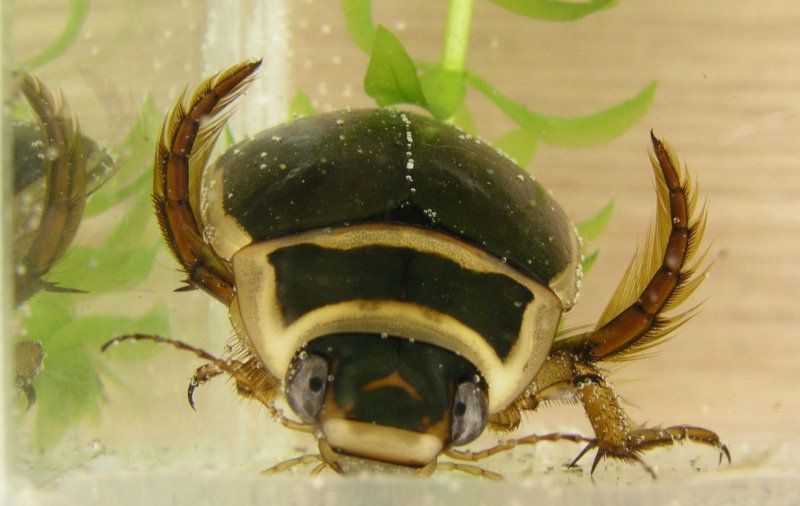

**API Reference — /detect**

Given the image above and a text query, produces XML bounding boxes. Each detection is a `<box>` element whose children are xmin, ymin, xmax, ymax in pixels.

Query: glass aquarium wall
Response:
<box><xmin>3</xmin><ymin>1</ymin><xmax>799</xmax><ymax>504</ymax></box>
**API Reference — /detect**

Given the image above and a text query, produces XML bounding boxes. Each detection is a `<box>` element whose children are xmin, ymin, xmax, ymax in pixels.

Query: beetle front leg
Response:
<box><xmin>102</xmin><ymin>334</ymin><xmax>314</xmax><ymax>434</ymax></box>
<box><xmin>187</xmin><ymin>363</ymin><xmax>223</xmax><ymax>410</ymax></box>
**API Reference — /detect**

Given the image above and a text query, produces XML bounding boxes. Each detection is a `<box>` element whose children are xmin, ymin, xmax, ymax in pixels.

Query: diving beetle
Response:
<box><xmin>105</xmin><ymin>60</ymin><xmax>728</xmax><ymax>478</ymax></box>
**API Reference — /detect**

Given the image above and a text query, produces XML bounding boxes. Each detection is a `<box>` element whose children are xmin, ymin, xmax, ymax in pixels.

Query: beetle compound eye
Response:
<box><xmin>285</xmin><ymin>352</ymin><xmax>329</xmax><ymax>423</ymax></box>
<box><xmin>449</xmin><ymin>381</ymin><xmax>488</xmax><ymax>446</ymax></box>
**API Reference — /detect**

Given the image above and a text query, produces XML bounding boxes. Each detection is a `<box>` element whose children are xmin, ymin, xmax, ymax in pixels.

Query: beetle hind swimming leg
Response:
<box><xmin>152</xmin><ymin>59</ymin><xmax>261</xmax><ymax>304</ymax></box>
<box><xmin>13</xmin><ymin>71</ymin><xmax>87</xmax><ymax>304</ymax></box>
<box><xmin>508</xmin><ymin>134</ymin><xmax>727</xmax><ymax>475</ymax></box>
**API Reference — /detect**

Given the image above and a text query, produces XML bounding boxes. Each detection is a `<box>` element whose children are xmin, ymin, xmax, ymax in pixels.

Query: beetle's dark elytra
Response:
<box><xmin>216</xmin><ymin>109</ymin><xmax>577</xmax><ymax>292</ymax></box>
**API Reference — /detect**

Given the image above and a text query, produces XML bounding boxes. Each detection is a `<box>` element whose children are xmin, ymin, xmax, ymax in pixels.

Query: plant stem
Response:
<box><xmin>440</xmin><ymin>0</ymin><xmax>474</xmax><ymax>72</ymax></box>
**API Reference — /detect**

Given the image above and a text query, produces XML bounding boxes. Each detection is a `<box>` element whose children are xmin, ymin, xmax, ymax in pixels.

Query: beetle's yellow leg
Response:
<box><xmin>153</xmin><ymin>60</ymin><xmax>261</xmax><ymax>304</ymax></box>
<box><xmin>444</xmin><ymin>432</ymin><xmax>591</xmax><ymax>462</ymax></box>
<box><xmin>309</xmin><ymin>462</ymin><xmax>328</xmax><ymax>477</ymax></box>
<box><xmin>261</xmin><ymin>455</ymin><xmax>324</xmax><ymax>475</ymax></box>
<box><xmin>436</xmin><ymin>462</ymin><xmax>504</xmax><ymax>481</ymax></box>
<box><xmin>519</xmin><ymin>354</ymin><xmax>729</xmax><ymax>476</ymax></box>
<box><xmin>101</xmin><ymin>334</ymin><xmax>314</xmax><ymax>434</ymax></box>
<box><xmin>187</xmin><ymin>363</ymin><xmax>224</xmax><ymax>410</ymax></box>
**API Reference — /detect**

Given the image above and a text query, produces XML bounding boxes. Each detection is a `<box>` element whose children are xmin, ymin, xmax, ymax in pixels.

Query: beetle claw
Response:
<box><xmin>187</xmin><ymin>381</ymin><xmax>198</xmax><ymax>411</ymax></box>
<box><xmin>174</xmin><ymin>282</ymin><xmax>198</xmax><ymax>292</ymax></box>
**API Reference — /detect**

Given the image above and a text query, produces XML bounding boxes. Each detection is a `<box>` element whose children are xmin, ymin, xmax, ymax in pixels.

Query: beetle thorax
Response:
<box><xmin>229</xmin><ymin>223</ymin><xmax>563</xmax><ymax>413</ymax></box>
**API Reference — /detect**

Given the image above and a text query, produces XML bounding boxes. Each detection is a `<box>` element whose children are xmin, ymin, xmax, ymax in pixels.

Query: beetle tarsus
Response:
<box><xmin>187</xmin><ymin>363</ymin><xmax>224</xmax><ymax>410</ymax></box>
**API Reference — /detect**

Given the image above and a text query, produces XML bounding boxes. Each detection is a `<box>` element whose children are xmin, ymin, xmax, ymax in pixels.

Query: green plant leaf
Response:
<box><xmin>577</xmin><ymin>198</ymin><xmax>614</xmax><ymax>243</ymax></box>
<box><xmin>342</xmin><ymin>0</ymin><xmax>376</xmax><ymax>52</ymax></box>
<box><xmin>19</xmin><ymin>293</ymin><xmax>75</xmax><ymax>345</ymax></box>
<box><xmin>223</xmin><ymin>125</ymin><xmax>236</xmax><ymax>149</ymax></box>
<box><xmin>288</xmin><ymin>89</ymin><xmax>316</xmax><ymax>119</ymax></box>
<box><xmin>486</xmin><ymin>0</ymin><xmax>617</xmax><ymax>22</ymax></box>
<box><xmin>419</xmin><ymin>68</ymin><xmax>466</xmax><ymax>120</ymax></box>
<box><xmin>364</xmin><ymin>26</ymin><xmax>428</xmax><ymax>109</ymax></box>
<box><xmin>33</xmin><ymin>343</ymin><xmax>104</xmax><ymax>450</ymax></box>
<box><xmin>449</xmin><ymin>102</ymin><xmax>477</xmax><ymax>135</ymax></box>
<box><xmin>84</xmin><ymin>95</ymin><xmax>161</xmax><ymax>217</ymax></box>
<box><xmin>20</xmin><ymin>0</ymin><xmax>90</xmax><ymax>70</ymax></box>
<box><xmin>30</xmin><ymin>299</ymin><xmax>169</xmax><ymax>450</ymax></box>
<box><xmin>467</xmin><ymin>71</ymin><xmax>657</xmax><ymax>148</ymax></box>
<box><xmin>576</xmin><ymin>199</ymin><xmax>613</xmax><ymax>276</ymax></box>
<box><xmin>581</xmin><ymin>249</ymin><xmax>599</xmax><ymax>274</ymax></box>
<box><xmin>493</xmin><ymin>129</ymin><xmax>539</xmax><ymax>168</ymax></box>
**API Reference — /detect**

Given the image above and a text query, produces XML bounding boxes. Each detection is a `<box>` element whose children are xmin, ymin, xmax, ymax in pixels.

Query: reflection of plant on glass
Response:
<box><xmin>334</xmin><ymin>0</ymin><xmax>653</xmax><ymax>271</ymax></box>
<box><xmin>18</xmin><ymin>0</ymin><xmax>89</xmax><ymax>71</ymax></box>
<box><xmin>12</xmin><ymin>4</ymin><xmax>169</xmax><ymax>453</ymax></box>
<box><xmin>15</xmin><ymin>96</ymin><xmax>170</xmax><ymax>452</ymax></box>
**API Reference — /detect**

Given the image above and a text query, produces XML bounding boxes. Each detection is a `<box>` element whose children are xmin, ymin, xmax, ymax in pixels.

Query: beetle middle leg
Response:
<box><xmin>444</xmin><ymin>432</ymin><xmax>591</xmax><ymax>462</ymax></box>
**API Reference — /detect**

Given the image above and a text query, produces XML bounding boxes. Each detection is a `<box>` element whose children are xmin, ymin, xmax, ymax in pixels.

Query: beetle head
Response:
<box><xmin>283</xmin><ymin>333</ymin><xmax>488</xmax><ymax>470</ymax></box>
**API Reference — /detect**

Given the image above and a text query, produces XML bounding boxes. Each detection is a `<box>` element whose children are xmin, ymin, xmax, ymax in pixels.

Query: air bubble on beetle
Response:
<box><xmin>336</xmin><ymin>118</ymin><xmax>345</xmax><ymax>126</ymax></box>
<box><xmin>271</xmin><ymin>136</ymin><xmax>283</xmax><ymax>142</ymax></box>
<box><xmin>45</xmin><ymin>146</ymin><xmax>60</xmax><ymax>160</ymax></box>
<box><xmin>380</xmin><ymin>332</ymin><xmax>388</xmax><ymax>339</ymax></box>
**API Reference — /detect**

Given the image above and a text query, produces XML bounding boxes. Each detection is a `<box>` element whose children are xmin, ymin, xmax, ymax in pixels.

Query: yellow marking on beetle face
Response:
<box><xmin>360</xmin><ymin>371</ymin><xmax>423</xmax><ymax>402</ymax></box>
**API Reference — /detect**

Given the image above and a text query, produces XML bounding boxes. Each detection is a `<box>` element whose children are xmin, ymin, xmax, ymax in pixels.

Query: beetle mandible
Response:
<box><xmin>105</xmin><ymin>60</ymin><xmax>728</xmax><ymax>478</ymax></box>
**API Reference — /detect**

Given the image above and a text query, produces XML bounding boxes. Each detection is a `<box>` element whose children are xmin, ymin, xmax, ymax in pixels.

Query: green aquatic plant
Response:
<box><xmin>16</xmin><ymin>97</ymin><xmax>170</xmax><ymax>451</ymax></box>
<box><xmin>342</xmin><ymin>0</ymin><xmax>646</xmax><ymax>271</ymax></box>
<box><xmin>19</xmin><ymin>0</ymin><xmax>89</xmax><ymax>71</ymax></box>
